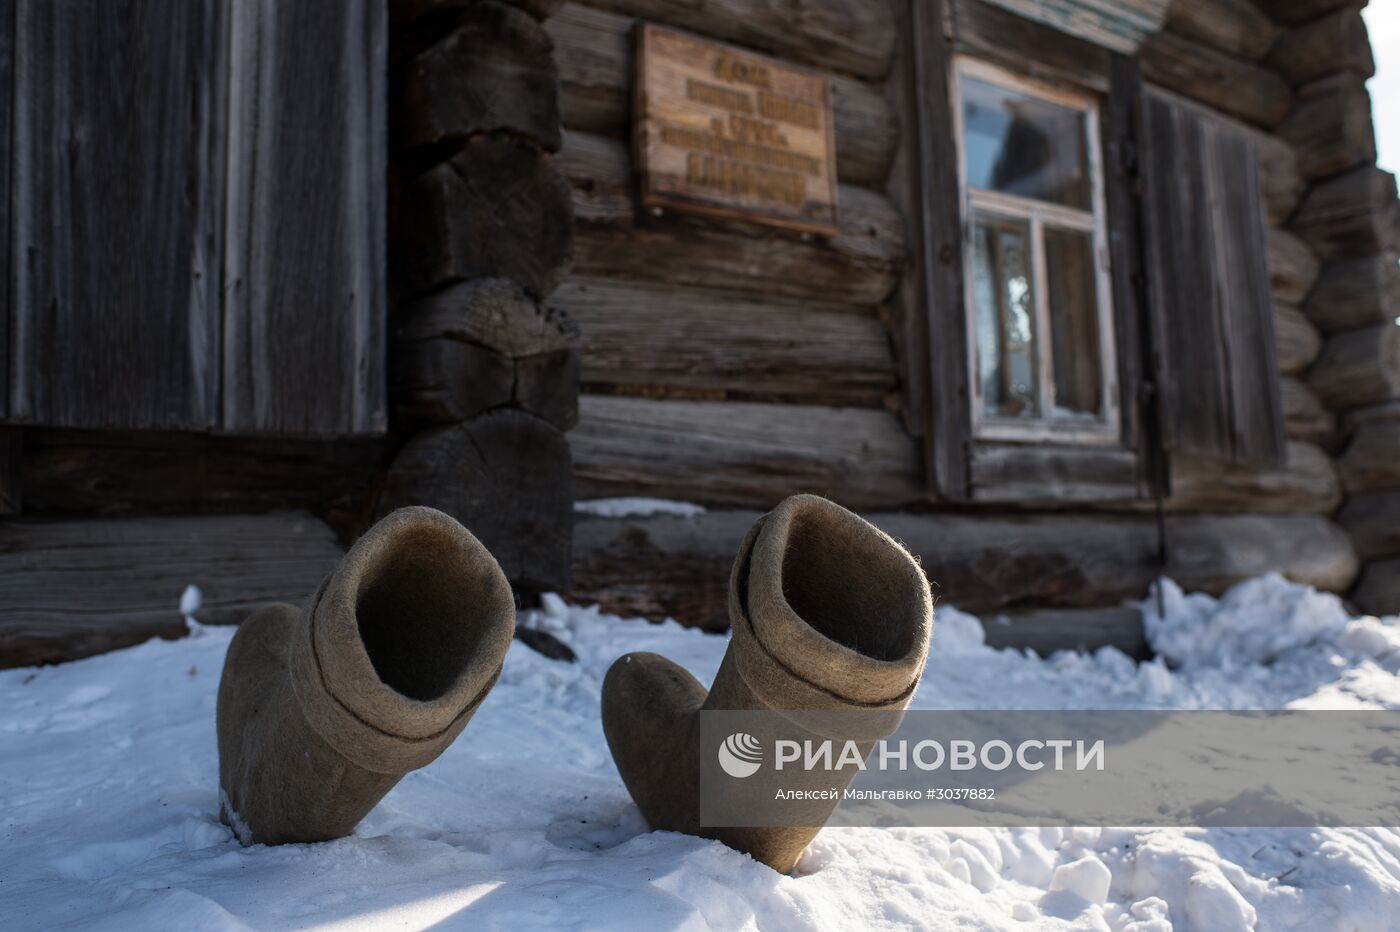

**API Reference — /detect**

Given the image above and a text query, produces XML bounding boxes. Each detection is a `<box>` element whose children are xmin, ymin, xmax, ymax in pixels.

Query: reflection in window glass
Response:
<box><xmin>1045</xmin><ymin>229</ymin><xmax>1102</xmax><ymax>418</ymax></box>
<box><xmin>962</xmin><ymin>76</ymin><xmax>1090</xmax><ymax>209</ymax></box>
<box><xmin>972</xmin><ymin>215</ymin><xmax>1038</xmax><ymax>419</ymax></box>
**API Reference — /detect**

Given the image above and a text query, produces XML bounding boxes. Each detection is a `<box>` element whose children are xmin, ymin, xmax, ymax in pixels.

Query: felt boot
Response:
<box><xmin>601</xmin><ymin>494</ymin><xmax>933</xmax><ymax>872</ymax></box>
<box><xmin>216</xmin><ymin>506</ymin><xmax>515</xmax><ymax>845</ymax></box>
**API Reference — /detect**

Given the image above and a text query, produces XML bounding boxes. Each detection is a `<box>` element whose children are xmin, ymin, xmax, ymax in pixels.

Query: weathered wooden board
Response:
<box><xmin>570</xmin><ymin>510</ymin><xmax>1359</xmax><ymax>630</ymax></box>
<box><xmin>1269</xmin><ymin>3</ymin><xmax>1374</xmax><ymax>86</ymax></box>
<box><xmin>559</xmin><ymin>129</ymin><xmax>903</xmax><ymax>306</ymax></box>
<box><xmin>1277</xmin><ymin>75</ymin><xmax>1376</xmax><ymax>181</ymax></box>
<box><xmin>634</xmin><ymin>23</ymin><xmax>839</xmax><ymax>235</ymax></box>
<box><xmin>0</xmin><ymin>512</ymin><xmax>344</xmax><ymax>669</ymax></box>
<box><xmin>1280</xmin><ymin>378</ymin><xmax>1336</xmax><ymax>446</ymax></box>
<box><xmin>1307</xmin><ymin>323</ymin><xmax>1400</xmax><ymax>410</ymax></box>
<box><xmin>222</xmin><ymin>0</ymin><xmax>387</xmax><ymax>436</ymax></box>
<box><xmin>1338</xmin><ymin>422</ymin><xmax>1400</xmax><ymax>494</ymax></box>
<box><xmin>973</xmin><ymin>0</ymin><xmax>1169</xmax><ymax>54</ymax></box>
<box><xmin>571</xmin><ymin>395</ymin><xmax>924</xmax><ymax>510</ymax></box>
<box><xmin>1352</xmin><ymin>557</ymin><xmax>1400</xmax><ymax>617</ymax></box>
<box><xmin>1339</xmin><ymin>491</ymin><xmax>1400</xmax><ymax>560</ymax></box>
<box><xmin>1166</xmin><ymin>0</ymin><xmax>1281</xmax><ymax>61</ymax></box>
<box><xmin>946</xmin><ymin>0</ymin><xmax>1113</xmax><ymax>92</ymax></box>
<box><xmin>903</xmin><ymin>0</ymin><xmax>973</xmax><ymax>498</ymax></box>
<box><xmin>545</xmin><ymin>3</ymin><xmax>895</xmax><ymax>187</ymax></box>
<box><xmin>1274</xmin><ymin>303</ymin><xmax>1322</xmax><ymax>376</ymax></box>
<box><xmin>1141</xmin><ymin>29</ymin><xmax>1293</xmax><ymax>128</ymax></box>
<box><xmin>1141</xmin><ymin>90</ymin><xmax>1286</xmax><ymax>467</ymax></box>
<box><xmin>7</xmin><ymin>0</ymin><xmax>224</xmax><ymax>431</ymax></box>
<box><xmin>1343</xmin><ymin>399</ymin><xmax>1400</xmax><ymax>437</ymax></box>
<box><xmin>968</xmin><ymin>445</ymin><xmax>1143</xmax><ymax>505</ymax></box>
<box><xmin>1268</xmin><ymin>228</ymin><xmax>1322</xmax><ymax>306</ymax></box>
<box><xmin>17</xmin><ymin>429</ymin><xmax>388</xmax><ymax>530</ymax></box>
<box><xmin>0</xmin><ymin>4</ymin><xmax>12</xmax><ymax>419</ymax></box>
<box><xmin>554</xmin><ymin>277</ymin><xmax>895</xmax><ymax>406</ymax></box>
<box><xmin>1292</xmin><ymin>166</ymin><xmax>1400</xmax><ymax>261</ymax></box>
<box><xmin>577</xmin><ymin>0</ymin><xmax>897</xmax><ymax>80</ymax></box>
<box><xmin>1306</xmin><ymin>253</ymin><xmax>1400</xmax><ymax>332</ymax></box>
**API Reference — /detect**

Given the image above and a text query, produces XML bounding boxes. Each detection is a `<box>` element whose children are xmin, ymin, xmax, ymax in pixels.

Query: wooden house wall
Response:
<box><xmin>559</xmin><ymin>0</ymin><xmax>1380</xmax><ymax>633</ymax></box>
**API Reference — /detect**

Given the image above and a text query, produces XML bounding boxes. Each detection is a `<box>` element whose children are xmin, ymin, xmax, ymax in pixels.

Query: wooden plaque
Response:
<box><xmin>634</xmin><ymin>24</ymin><xmax>839</xmax><ymax>236</ymax></box>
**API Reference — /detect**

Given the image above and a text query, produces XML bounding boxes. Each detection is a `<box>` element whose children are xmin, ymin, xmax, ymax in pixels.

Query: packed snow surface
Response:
<box><xmin>573</xmin><ymin>498</ymin><xmax>706</xmax><ymax>518</ymax></box>
<box><xmin>3</xmin><ymin>575</ymin><xmax>1400</xmax><ymax>930</ymax></box>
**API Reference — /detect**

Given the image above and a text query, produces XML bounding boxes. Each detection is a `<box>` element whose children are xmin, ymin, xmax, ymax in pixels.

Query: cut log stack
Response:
<box><xmin>1263</xmin><ymin>0</ymin><xmax>1400</xmax><ymax>615</ymax></box>
<box><xmin>385</xmin><ymin>0</ymin><xmax>578</xmax><ymax>594</ymax></box>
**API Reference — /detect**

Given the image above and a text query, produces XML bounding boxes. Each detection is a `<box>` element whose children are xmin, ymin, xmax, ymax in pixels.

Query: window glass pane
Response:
<box><xmin>972</xmin><ymin>215</ymin><xmax>1039</xmax><ymax>419</ymax></box>
<box><xmin>962</xmin><ymin>75</ymin><xmax>1090</xmax><ymax>210</ymax></box>
<box><xmin>1045</xmin><ymin>228</ymin><xmax>1103</xmax><ymax>419</ymax></box>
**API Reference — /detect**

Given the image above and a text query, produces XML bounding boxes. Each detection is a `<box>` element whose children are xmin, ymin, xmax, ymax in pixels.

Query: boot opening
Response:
<box><xmin>355</xmin><ymin>527</ymin><xmax>498</xmax><ymax>701</ymax></box>
<box><xmin>779</xmin><ymin>511</ymin><xmax>920</xmax><ymax>663</ymax></box>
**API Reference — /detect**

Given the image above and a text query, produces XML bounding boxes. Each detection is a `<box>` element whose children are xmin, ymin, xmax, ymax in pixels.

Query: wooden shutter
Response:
<box><xmin>3</xmin><ymin>0</ymin><xmax>385</xmax><ymax>437</ymax></box>
<box><xmin>1139</xmin><ymin>89</ymin><xmax>1286</xmax><ymax>467</ymax></box>
<box><xmin>221</xmin><ymin>0</ymin><xmax>386</xmax><ymax>436</ymax></box>
<box><xmin>7</xmin><ymin>0</ymin><xmax>225</xmax><ymax>431</ymax></box>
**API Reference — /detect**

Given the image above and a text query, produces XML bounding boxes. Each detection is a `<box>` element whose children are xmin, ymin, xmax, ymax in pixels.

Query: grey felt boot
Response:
<box><xmin>601</xmin><ymin>494</ymin><xmax>933</xmax><ymax>872</ymax></box>
<box><xmin>216</xmin><ymin>506</ymin><xmax>515</xmax><ymax>845</ymax></box>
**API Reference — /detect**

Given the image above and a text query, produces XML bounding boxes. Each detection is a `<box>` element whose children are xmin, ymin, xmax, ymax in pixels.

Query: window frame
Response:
<box><xmin>951</xmin><ymin>55</ymin><xmax>1121</xmax><ymax>446</ymax></box>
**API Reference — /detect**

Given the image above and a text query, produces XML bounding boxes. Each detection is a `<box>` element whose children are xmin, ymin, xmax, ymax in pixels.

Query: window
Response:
<box><xmin>952</xmin><ymin>58</ymin><xmax>1119</xmax><ymax>444</ymax></box>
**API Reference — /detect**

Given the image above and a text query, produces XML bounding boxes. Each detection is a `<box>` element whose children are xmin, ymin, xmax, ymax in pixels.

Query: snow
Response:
<box><xmin>573</xmin><ymin>498</ymin><xmax>707</xmax><ymax>518</ymax></box>
<box><xmin>3</xmin><ymin>575</ymin><xmax>1400</xmax><ymax>930</ymax></box>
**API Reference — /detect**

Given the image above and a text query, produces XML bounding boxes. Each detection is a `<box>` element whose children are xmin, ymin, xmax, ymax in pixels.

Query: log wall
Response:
<box><xmin>549</xmin><ymin>0</ymin><xmax>1373</xmax><ymax>643</ymax></box>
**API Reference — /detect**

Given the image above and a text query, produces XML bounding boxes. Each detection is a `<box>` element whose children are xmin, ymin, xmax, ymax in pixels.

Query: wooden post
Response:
<box><xmin>384</xmin><ymin>2</ymin><xmax>577</xmax><ymax>595</ymax></box>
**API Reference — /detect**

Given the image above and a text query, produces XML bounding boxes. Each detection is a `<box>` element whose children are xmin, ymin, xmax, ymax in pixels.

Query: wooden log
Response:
<box><xmin>397</xmin><ymin>277</ymin><xmax>580</xmax><ymax>357</ymax></box>
<box><xmin>1276</xmin><ymin>75</ymin><xmax>1375</xmax><ymax>180</ymax></box>
<box><xmin>1274</xmin><ymin>303</ymin><xmax>1322</xmax><ymax>376</ymax></box>
<box><xmin>515</xmin><ymin>349</ymin><xmax>581</xmax><ymax>429</ymax></box>
<box><xmin>1257</xmin><ymin>130</ymin><xmax>1307</xmax><ymax>226</ymax></box>
<box><xmin>1269</xmin><ymin>0</ymin><xmax>1357</xmax><ymax>27</ymax></box>
<box><xmin>1338</xmin><ymin>491</ymin><xmax>1400</xmax><ymax>559</ymax></box>
<box><xmin>553</xmin><ymin>276</ymin><xmax>897</xmax><ymax>407</ymax></box>
<box><xmin>945</xmin><ymin>0</ymin><xmax>1112</xmax><ymax>92</ymax></box>
<box><xmin>1307</xmin><ymin>323</ymin><xmax>1400</xmax><ymax>410</ymax></box>
<box><xmin>1165</xmin><ymin>0</ymin><xmax>1282</xmax><ymax>61</ymax></box>
<box><xmin>544</xmin><ymin>3</ymin><xmax>897</xmax><ymax>187</ymax></box>
<box><xmin>573</xmin><ymin>0</ymin><xmax>897</xmax><ymax>80</ymax></box>
<box><xmin>396</xmin><ymin>134</ymin><xmax>574</xmax><ymax>300</ymax></box>
<box><xmin>1280</xmin><ymin>378</ymin><xmax>1336</xmax><ymax>445</ymax></box>
<box><xmin>1268</xmin><ymin>228</ymin><xmax>1321</xmax><ymax>306</ymax></box>
<box><xmin>1343</xmin><ymin>399</ymin><xmax>1400</xmax><ymax>436</ymax></box>
<box><xmin>1305</xmin><ymin>253</ymin><xmax>1400</xmax><ymax>332</ymax></box>
<box><xmin>571</xmin><ymin>394</ymin><xmax>924</xmax><ymax>510</ymax></box>
<box><xmin>570</xmin><ymin>510</ymin><xmax>1359</xmax><ymax>629</ymax></box>
<box><xmin>18</xmin><ymin>429</ymin><xmax>388</xmax><ymax>531</ymax></box>
<box><xmin>983</xmin><ymin>606</ymin><xmax>1148</xmax><ymax>659</ymax></box>
<box><xmin>1140</xmin><ymin>29</ymin><xmax>1293</xmax><ymax>128</ymax></box>
<box><xmin>0</xmin><ymin>512</ymin><xmax>345</xmax><ymax>669</ymax></box>
<box><xmin>1292</xmin><ymin>166</ymin><xmax>1400</xmax><ymax>261</ymax></box>
<box><xmin>393</xmin><ymin>277</ymin><xmax>581</xmax><ymax>427</ymax></box>
<box><xmin>379</xmin><ymin>411</ymin><xmax>573</xmax><ymax>592</ymax></box>
<box><xmin>558</xmin><ymin>130</ymin><xmax>904</xmax><ymax>307</ymax></box>
<box><xmin>1161</xmin><ymin>441</ymin><xmax>1340</xmax><ymax>514</ymax></box>
<box><xmin>1352</xmin><ymin>557</ymin><xmax>1400</xmax><ymax>617</ymax></box>
<box><xmin>1338</xmin><ymin>422</ymin><xmax>1400</xmax><ymax>493</ymax></box>
<box><xmin>395</xmin><ymin>1</ymin><xmax>560</xmax><ymax>153</ymax></box>
<box><xmin>0</xmin><ymin>429</ymin><xmax>18</xmax><ymax>515</ymax></box>
<box><xmin>392</xmin><ymin>338</ymin><xmax>515</xmax><ymax>425</ymax></box>
<box><xmin>1268</xmin><ymin>3</ymin><xmax>1374</xmax><ymax>86</ymax></box>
